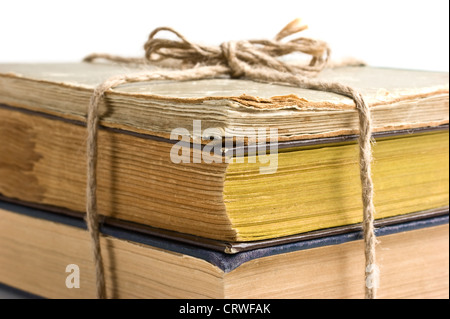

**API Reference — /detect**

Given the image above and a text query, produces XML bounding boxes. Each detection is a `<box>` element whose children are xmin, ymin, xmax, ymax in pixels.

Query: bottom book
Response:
<box><xmin>0</xmin><ymin>200</ymin><xmax>448</xmax><ymax>299</ymax></box>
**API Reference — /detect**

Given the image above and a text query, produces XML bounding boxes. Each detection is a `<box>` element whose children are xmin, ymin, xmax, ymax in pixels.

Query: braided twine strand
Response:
<box><xmin>84</xmin><ymin>18</ymin><xmax>378</xmax><ymax>299</ymax></box>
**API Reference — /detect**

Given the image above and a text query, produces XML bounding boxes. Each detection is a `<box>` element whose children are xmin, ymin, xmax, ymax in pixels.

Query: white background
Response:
<box><xmin>0</xmin><ymin>0</ymin><xmax>448</xmax><ymax>72</ymax></box>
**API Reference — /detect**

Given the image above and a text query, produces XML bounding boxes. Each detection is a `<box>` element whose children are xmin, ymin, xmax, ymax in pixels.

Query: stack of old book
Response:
<box><xmin>0</xmin><ymin>62</ymin><xmax>448</xmax><ymax>298</ymax></box>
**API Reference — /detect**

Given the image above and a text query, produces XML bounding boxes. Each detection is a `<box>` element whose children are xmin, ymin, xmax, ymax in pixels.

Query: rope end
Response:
<box><xmin>275</xmin><ymin>18</ymin><xmax>308</xmax><ymax>41</ymax></box>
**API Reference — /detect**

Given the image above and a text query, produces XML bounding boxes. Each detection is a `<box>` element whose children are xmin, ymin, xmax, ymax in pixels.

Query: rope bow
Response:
<box><xmin>84</xmin><ymin>18</ymin><xmax>378</xmax><ymax>299</ymax></box>
<box><xmin>84</xmin><ymin>18</ymin><xmax>330</xmax><ymax>78</ymax></box>
<box><xmin>144</xmin><ymin>19</ymin><xmax>330</xmax><ymax>78</ymax></box>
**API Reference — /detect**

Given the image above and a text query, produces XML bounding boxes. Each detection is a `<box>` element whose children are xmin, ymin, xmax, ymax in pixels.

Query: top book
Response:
<box><xmin>0</xmin><ymin>63</ymin><xmax>448</xmax><ymax>141</ymax></box>
<box><xmin>0</xmin><ymin>63</ymin><xmax>448</xmax><ymax>243</ymax></box>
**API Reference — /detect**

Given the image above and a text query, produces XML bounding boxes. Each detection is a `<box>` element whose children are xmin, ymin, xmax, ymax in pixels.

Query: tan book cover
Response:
<box><xmin>0</xmin><ymin>201</ymin><xmax>448</xmax><ymax>299</ymax></box>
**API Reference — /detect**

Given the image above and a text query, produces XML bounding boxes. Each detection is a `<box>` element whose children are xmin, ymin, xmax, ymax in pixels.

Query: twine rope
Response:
<box><xmin>84</xmin><ymin>18</ymin><xmax>378</xmax><ymax>299</ymax></box>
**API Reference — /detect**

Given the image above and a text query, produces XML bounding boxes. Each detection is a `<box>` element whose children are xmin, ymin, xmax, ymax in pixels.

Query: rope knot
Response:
<box><xmin>143</xmin><ymin>18</ymin><xmax>331</xmax><ymax>79</ymax></box>
<box><xmin>219</xmin><ymin>41</ymin><xmax>245</xmax><ymax>78</ymax></box>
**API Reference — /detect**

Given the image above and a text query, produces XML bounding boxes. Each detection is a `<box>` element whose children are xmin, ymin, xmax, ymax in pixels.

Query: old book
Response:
<box><xmin>0</xmin><ymin>200</ymin><xmax>448</xmax><ymax>299</ymax></box>
<box><xmin>0</xmin><ymin>63</ymin><xmax>448</xmax><ymax>242</ymax></box>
